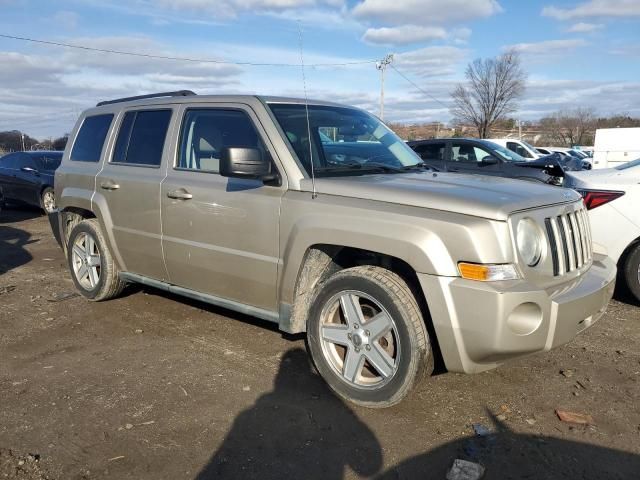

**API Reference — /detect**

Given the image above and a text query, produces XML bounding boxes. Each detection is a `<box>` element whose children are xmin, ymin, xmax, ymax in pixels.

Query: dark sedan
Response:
<box><xmin>407</xmin><ymin>138</ymin><xmax>573</xmax><ymax>185</ymax></box>
<box><xmin>0</xmin><ymin>151</ymin><xmax>62</xmax><ymax>214</ymax></box>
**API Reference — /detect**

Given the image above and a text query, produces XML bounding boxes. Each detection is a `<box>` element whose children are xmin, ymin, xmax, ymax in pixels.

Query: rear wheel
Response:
<box><xmin>67</xmin><ymin>219</ymin><xmax>125</xmax><ymax>301</ymax></box>
<box><xmin>306</xmin><ymin>265</ymin><xmax>432</xmax><ymax>408</ymax></box>
<box><xmin>41</xmin><ymin>187</ymin><xmax>56</xmax><ymax>214</ymax></box>
<box><xmin>622</xmin><ymin>244</ymin><xmax>640</xmax><ymax>303</ymax></box>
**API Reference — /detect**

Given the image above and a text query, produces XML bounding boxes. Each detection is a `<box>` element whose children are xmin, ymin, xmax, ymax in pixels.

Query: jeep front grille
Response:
<box><xmin>544</xmin><ymin>208</ymin><xmax>592</xmax><ymax>276</ymax></box>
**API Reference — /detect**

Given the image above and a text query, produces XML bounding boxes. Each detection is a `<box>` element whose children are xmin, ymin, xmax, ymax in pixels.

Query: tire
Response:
<box><xmin>67</xmin><ymin>219</ymin><xmax>125</xmax><ymax>301</ymax></box>
<box><xmin>306</xmin><ymin>265</ymin><xmax>432</xmax><ymax>408</ymax></box>
<box><xmin>40</xmin><ymin>187</ymin><xmax>56</xmax><ymax>214</ymax></box>
<box><xmin>622</xmin><ymin>244</ymin><xmax>640</xmax><ymax>303</ymax></box>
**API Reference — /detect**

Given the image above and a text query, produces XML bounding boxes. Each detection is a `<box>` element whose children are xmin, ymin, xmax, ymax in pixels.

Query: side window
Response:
<box><xmin>451</xmin><ymin>144</ymin><xmax>478</xmax><ymax>163</ymax></box>
<box><xmin>177</xmin><ymin>109</ymin><xmax>265</xmax><ymax>173</ymax></box>
<box><xmin>473</xmin><ymin>147</ymin><xmax>493</xmax><ymax>162</ymax></box>
<box><xmin>112</xmin><ymin>110</ymin><xmax>172</xmax><ymax>167</ymax></box>
<box><xmin>414</xmin><ymin>143</ymin><xmax>445</xmax><ymax>162</ymax></box>
<box><xmin>0</xmin><ymin>153</ymin><xmax>20</xmax><ymax>169</ymax></box>
<box><xmin>70</xmin><ymin>114</ymin><xmax>114</xmax><ymax>162</ymax></box>
<box><xmin>507</xmin><ymin>141</ymin><xmax>532</xmax><ymax>158</ymax></box>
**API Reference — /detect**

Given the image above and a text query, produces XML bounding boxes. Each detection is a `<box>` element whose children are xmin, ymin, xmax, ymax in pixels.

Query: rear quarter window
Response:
<box><xmin>70</xmin><ymin>114</ymin><xmax>114</xmax><ymax>162</ymax></box>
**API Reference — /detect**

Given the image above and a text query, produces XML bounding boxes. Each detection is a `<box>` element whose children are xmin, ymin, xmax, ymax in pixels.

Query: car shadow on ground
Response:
<box><xmin>195</xmin><ymin>348</ymin><xmax>640</xmax><ymax>480</ymax></box>
<box><xmin>0</xmin><ymin>209</ymin><xmax>38</xmax><ymax>275</ymax></box>
<box><xmin>0</xmin><ymin>204</ymin><xmax>43</xmax><ymax>224</ymax></box>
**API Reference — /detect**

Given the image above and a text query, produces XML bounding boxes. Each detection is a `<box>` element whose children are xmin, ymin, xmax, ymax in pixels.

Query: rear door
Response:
<box><xmin>95</xmin><ymin>107</ymin><xmax>175</xmax><ymax>281</ymax></box>
<box><xmin>411</xmin><ymin>141</ymin><xmax>447</xmax><ymax>171</ymax></box>
<box><xmin>12</xmin><ymin>154</ymin><xmax>41</xmax><ymax>205</ymax></box>
<box><xmin>0</xmin><ymin>153</ymin><xmax>21</xmax><ymax>200</ymax></box>
<box><xmin>160</xmin><ymin>104</ymin><xmax>284</xmax><ymax>312</ymax></box>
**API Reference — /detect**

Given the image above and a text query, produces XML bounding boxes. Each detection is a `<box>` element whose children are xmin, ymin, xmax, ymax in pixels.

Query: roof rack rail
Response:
<box><xmin>96</xmin><ymin>90</ymin><xmax>196</xmax><ymax>107</ymax></box>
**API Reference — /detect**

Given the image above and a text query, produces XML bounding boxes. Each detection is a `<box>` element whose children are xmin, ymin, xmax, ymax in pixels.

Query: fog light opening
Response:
<box><xmin>507</xmin><ymin>302</ymin><xmax>543</xmax><ymax>336</ymax></box>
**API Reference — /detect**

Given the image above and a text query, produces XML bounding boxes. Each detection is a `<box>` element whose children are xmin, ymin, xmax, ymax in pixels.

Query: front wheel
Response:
<box><xmin>306</xmin><ymin>266</ymin><xmax>432</xmax><ymax>408</ymax></box>
<box><xmin>622</xmin><ymin>244</ymin><xmax>640</xmax><ymax>303</ymax></box>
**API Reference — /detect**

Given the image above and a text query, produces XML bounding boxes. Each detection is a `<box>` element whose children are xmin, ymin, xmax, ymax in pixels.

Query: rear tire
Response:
<box><xmin>67</xmin><ymin>219</ymin><xmax>125</xmax><ymax>301</ymax></box>
<box><xmin>622</xmin><ymin>244</ymin><xmax>640</xmax><ymax>303</ymax></box>
<box><xmin>306</xmin><ymin>265</ymin><xmax>432</xmax><ymax>408</ymax></box>
<box><xmin>41</xmin><ymin>187</ymin><xmax>56</xmax><ymax>214</ymax></box>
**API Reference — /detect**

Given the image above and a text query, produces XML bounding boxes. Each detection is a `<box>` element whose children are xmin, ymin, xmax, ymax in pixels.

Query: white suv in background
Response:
<box><xmin>487</xmin><ymin>138</ymin><xmax>542</xmax><ymax>160</ymax></box>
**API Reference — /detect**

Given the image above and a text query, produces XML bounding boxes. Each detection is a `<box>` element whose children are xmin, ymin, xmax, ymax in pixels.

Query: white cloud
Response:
<box><xmin>542</xmin><ymin>0</ymin><xmax>640</xmax><ymax>20</ymax></box>
<box><xmin>352</xmin><ymin>0</ymin><xmax>502</xmax><ymax>25</ymax></box>
<box><xmin>566</xmin><ymin>22</ymin><xmax>604</xmax><ymax>32</ymax></box>
<box><xmin>0</xmin><ymin>36</ymin><xmax>246</xmax><ymax>137</ymax></box>
<box><xmin>506</xmin><ymin>39</ymin><xmax>588</xmax><ymax>58</ymax></box>
<box><xmin>520</xmin><ymin>78</ymin><xmax>640</xmax><ymax>119</ymax></box>
<box><xmin>51</xmin><ymin>11</ymin><xmax>80</xmax><ymax>29</ymax></box>
<box><xmin>362</xmin><ymin>25</ymin><xmax>447</xmax><ymax>46</ymax></box>
<box><xmin>394</xmin><ymin>46</ymin><xmax>467</xmax><ymax>77</ymax></box>
<box><xmin>155</xmin><ymin>0</ymin><xmax>344</xmax><ymax>18</ymax></box>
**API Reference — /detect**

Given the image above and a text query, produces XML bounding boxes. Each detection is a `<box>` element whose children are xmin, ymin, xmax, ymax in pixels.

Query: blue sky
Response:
<box><xmin>1</xmin><ymin>0</ymin><xmax>639</xmax><ymax>138</ymax></box>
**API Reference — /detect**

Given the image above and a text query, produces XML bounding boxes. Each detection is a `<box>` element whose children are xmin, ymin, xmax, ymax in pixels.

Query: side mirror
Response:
<box><xmin>21</xmin><ymin>166</ymin><xmax>38</xmax><ymax>174</ymax></box>
<box><xmin>220</xmin><ymin>147</ymin><xmax>272</xmax><ymax>180</ymax></box>
<box><xmin>480</xmin><ymin>155</ymin><xmax>499</xmax><ymax>166</ymax></box>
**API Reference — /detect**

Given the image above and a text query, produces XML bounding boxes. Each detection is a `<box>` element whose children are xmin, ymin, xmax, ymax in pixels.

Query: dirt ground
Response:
<box><xmin>1</xmin><ymin>206</ymin><xmax>639</xmax><ymax>480</ymax></box>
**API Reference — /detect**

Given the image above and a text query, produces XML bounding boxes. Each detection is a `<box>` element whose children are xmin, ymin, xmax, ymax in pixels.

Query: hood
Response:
<box><xmin>515</xmin><ymin>152</ymin><xmax>583</xmax><ymax>174</ymax></box>
<box><xmin>565</xmin><ymin>167</ymin><xmax>639</xmax><ymax>189</ymax></box>
<box><xmin>300</xmin><ymin>172</ymin><xmax>580</xmax><ymax>221</ymax></box>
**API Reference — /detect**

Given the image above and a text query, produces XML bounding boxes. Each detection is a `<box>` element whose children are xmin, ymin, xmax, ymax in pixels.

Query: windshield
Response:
<box><xmin>268</xmin><ymin>103</ymin><xmax>422</xmax><ymax>176</ymax></box>
<box><xmin>478</xmin><ymin>140</ymin><xmax>526</xmax><ymax>162</ymax></box>
<box><xmin>521</xmin><ymin>140</ymin><xmax>538</xmax><ymax>152</ymax></box>
<box><xmin>568</xmin><ymin>149</ymin><xmax>587</xmax><ymax>158</ymax></box>
<box><xmin>34</xmin><ymin>153</ymin><xmax>62</xmax><ymax>171</ymax></box>
<box><xmin>615</xmin><ymin>158</ymin><xmax>640</xmax><ymax>170</ymax></box>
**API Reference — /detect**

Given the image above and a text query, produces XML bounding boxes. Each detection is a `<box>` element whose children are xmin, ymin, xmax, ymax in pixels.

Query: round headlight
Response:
<box><xmin>516</xmin><ymin>218</ymin><xmax>543</xmax><ymax>267</ymax></box>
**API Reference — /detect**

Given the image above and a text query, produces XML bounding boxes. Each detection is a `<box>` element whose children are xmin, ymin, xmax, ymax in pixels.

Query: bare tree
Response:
<box><xmin>450</xmin><ymin>51</ymin><xmax>527</xmax><ymax>138</ymax></box>
<box><xmin>539</xmin><ymin>108</ymin><xmax>596</xmax><ymax>146</ymax></box>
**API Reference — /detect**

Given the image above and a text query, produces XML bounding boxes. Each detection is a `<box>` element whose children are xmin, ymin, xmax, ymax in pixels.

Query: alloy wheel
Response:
<box><xmin>71</xmin><ymin>232</ymin><xmax>101</xmax><ymax>290</ymax></box>
<box><xmin>319</xmin><ymin>290</ymin><xmax>400</xmax><ymax>389</ymax></box>
<box><xmin>42</xmin><ymin>191</ymin><xmax>56</xmax><ymax>213</ymax></box>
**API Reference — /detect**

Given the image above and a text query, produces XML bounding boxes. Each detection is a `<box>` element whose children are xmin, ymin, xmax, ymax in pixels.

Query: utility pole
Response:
<box><xmin>376</xmin><ymin>54</ymin><xmax>394</xmax><ymax>120</ymax></box>
<box><xmin>518</xmin><ymin>119</ymin><xmax>522</xmax><ymax>140</ymax></box>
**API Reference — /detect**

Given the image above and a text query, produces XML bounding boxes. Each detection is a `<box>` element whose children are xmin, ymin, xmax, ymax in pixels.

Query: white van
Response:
<box><xmin>487</xmin><ymin>138</ymin><xmax>542</xmax><ymax>160</ymax></box>
<box><xmin>592</xmin><ymin>128</ymin><xmax>640</xmax><ymax>169</ymax></box>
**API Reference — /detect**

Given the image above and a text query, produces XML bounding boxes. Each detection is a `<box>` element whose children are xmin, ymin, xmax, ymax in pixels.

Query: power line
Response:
<box><xmin>390</xmin><ymin>64</ymin><xmax>450</xmax><ymax>110</ymax></box>
<box><xmin>0</xmin><ymin>33</ymin><xmax>378</xmax><ymax>68</ymax></box>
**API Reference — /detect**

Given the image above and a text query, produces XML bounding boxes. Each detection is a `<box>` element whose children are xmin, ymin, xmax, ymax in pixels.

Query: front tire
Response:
<box><xmin>306</xmin><ymin>266</ymin><xmax>432</xmax><ymax>408</ymax></box>
<box><xmin>623</xmin><ymin>244</ymin><xmax>640</xmax><ymax>303</ymax></box>
<box><xmin>67</xmin><ymin>219</ymin><xmax>125</xmax><ymax>301</ymax></box>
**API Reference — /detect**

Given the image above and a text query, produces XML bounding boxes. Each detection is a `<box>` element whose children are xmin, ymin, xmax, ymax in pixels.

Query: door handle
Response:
<box><xmin>167</xmin><ymin>189</ymin><xmax>193</xmax><ymax>200</ymax></box>
<box><xmin>100</xmin><ymin>180</ymin><xmax>120</xmax><ymax>190</ymax></box>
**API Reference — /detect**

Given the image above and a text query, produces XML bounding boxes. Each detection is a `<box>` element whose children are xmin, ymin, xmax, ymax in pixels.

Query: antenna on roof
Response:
<box><xmin>297</xmin><ymin>20</ymin><xmax>317</xmax><ymax>200</ymax></box>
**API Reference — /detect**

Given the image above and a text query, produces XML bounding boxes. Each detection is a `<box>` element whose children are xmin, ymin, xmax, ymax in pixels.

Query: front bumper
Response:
<box><xmin>418</xmin><ymin>254</ymin><xmax>616</xmax><ymax>373</ymax></box>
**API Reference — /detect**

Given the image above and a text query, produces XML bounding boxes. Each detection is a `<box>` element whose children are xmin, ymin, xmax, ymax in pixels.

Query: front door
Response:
<box><xmin>448</xmin><ymin>142</ymin><xmax>503</xmax><ymax>177</ymax></box>
<box><xmin>95</xmin><ymin>108</ymin><xmax>174</xmax><ymax>281</ymax></box>
<box><xmin>160</xmin><ymin>104</ymin><xmax>284</xmax><ymax>312</ymax></box>
<box><xmin>412</xmin><ymin>141</ymin><xmax>447</xmax><ymax>171</ymax></box>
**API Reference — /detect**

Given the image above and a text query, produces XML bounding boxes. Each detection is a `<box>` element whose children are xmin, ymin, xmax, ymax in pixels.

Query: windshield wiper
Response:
<box><xmin>317</xmin><ymin>162</ymin><xmax>403</xmax><ymax>173</ymax></box>
<box><xmin>401</xmin><ymin>163</ymin><xmax>439</xmax><ymax>172</ymax></box>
